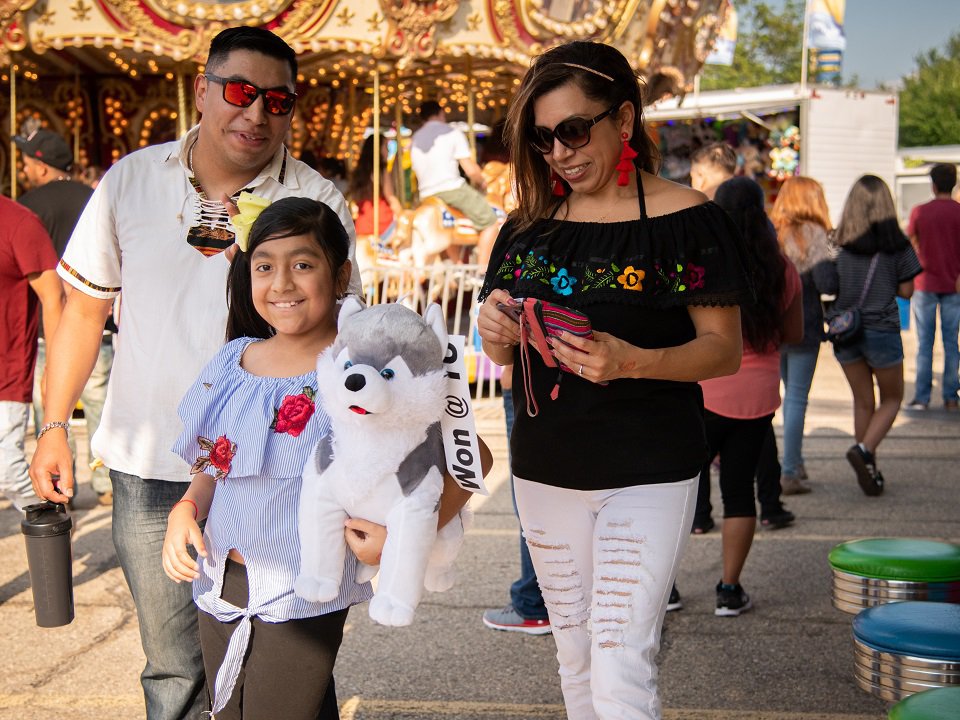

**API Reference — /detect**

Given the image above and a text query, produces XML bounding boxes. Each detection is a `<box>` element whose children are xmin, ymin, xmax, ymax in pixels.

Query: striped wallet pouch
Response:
<box><xmin>518</xmin><ymin>298</ymin><xmax>595</xmax><ymax>416</ymax></box>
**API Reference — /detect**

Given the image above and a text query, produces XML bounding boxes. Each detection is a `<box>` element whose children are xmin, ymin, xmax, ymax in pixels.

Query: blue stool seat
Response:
<box><xmin>853</xmin><ymin>602</ymin><xmax>960</xmax><ymax>701</ymax></box>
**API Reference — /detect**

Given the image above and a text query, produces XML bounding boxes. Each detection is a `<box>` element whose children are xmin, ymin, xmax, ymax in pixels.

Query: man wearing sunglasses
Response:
<box><xmin>31</xmin><ymin>26</ymin><xmax>360</xmax><ymax>720</ymax></box>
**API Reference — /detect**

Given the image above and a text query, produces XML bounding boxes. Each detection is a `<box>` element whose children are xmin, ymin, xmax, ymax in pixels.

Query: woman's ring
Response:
<box><xmin>578</xmin><ymin>364</ymin><xmax>584</xmax><ymax>376</ymax></box>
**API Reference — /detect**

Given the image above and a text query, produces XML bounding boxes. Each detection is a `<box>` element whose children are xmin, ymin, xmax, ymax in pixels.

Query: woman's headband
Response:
<box><xmin>557</xmin><ymin>62</ymin><xmax>613</xmax><ymax>82</ymax></box>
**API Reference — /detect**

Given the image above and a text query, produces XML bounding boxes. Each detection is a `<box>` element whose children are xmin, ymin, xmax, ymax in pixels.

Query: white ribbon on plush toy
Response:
<box><xmin>440</xmin><ymin>334</ymin><xmax>488</xmax><ymax>495</ymax></box>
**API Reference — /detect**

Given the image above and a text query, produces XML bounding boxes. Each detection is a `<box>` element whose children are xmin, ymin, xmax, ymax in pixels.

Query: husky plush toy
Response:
<box><xmin>295</xmin><ymin>298</ymin><xmax>466</xmax><ymax>626</ymax></box>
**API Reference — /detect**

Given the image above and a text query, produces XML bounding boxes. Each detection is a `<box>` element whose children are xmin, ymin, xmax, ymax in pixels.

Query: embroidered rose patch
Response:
<box><xmin>271</xmin><ymin>387</ymin><xmax>316</xmax><ymax>437</ymax></box>
<box><xmin>192</xmin><ymin>435</ymin><xmax>236</xmax><ymax>481</ymax></box>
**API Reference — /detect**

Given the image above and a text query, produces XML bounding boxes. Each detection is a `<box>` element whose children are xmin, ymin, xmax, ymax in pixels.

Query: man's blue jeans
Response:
<box><xmin>912</xmin><ymin>291</ymin><xmax>960</xmax><ymax>404</ymax></box>
<box><xmin>111</xmin><ymin>471</ymin><xmax>206</xmax><ymax>720</ymax></box>
<box><xmin>503</xmin><ymin>390</ymin><xmax>547</xmax><ymax>620</ymax></box>
<box><xmin>780</xmin><ymin>346</ymin><xmax>820</xmax><ymax>477</ymax></box>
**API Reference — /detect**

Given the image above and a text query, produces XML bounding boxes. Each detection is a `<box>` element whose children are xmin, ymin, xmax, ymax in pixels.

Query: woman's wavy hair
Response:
<box><xmin>505</xmin><ymin>41</ymin><xmax>660</xmax><ymax>230</ymax></box>
<box><xmin>833</xmin><ymin>174</ymin><xmax>909</xmax><ymax>255</ymax></box>
<box><xmin>715</xmin><ymin>177</ymin><xmax>787</xmax><ymax>353</ymax></box>
<box><xmin>226</xmin><ymin>197</ymin><xmax>350</xmax><ymax>341</ymax></box>
<box><xmin>769</xmin><ymin>176</ymin><xmax>832</xmax><ymax>262</ymax></box>
<box><xmin>347</xmin><ymin>134</ymin><xmax>383</xmax><ymax>205</ymax></box>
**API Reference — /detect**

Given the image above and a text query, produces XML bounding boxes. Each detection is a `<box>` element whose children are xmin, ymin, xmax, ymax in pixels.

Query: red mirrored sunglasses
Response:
<box><xmin>204</xmin><ymin>73</ymin><xmax>297</xmax><ymax>116</ymax></box>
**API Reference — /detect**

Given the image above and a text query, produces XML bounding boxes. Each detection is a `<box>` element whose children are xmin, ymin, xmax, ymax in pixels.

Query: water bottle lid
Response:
<box><xmin>21</xmin><ymin>501</ymin><xmax>73</xmax><ymax>537</ymax></box>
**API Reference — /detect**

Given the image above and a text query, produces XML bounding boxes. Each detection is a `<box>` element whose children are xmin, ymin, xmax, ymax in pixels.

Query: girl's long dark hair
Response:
<box><xmin>833</xmin><ymin>174</ymin><xmax>910</xmax><ymax>255</ymax></box>
<box><xmin>225</xmin><ymin>197</ymin><xmax>350</xmax><ymax>341</ymax></box>
<box><xmin>715</xmin><ymin>177</ymin><xmax>787</xmax><ymax>353</ymax></box>
<box><xmin>505</xmin><ymin>40</ymin><xmax>660</xmax><ymax>230</ymax></box>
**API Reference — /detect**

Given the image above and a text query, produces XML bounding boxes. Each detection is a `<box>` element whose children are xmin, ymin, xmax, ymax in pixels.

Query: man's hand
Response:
<box><xmin>30</xmin><ymin>430</ymin><xmax>75</xmax><ymax>503</ymax></box>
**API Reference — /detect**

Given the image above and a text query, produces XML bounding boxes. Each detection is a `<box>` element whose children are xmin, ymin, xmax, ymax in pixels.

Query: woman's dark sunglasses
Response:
<box><xmin>530</xmin><ymin>106</ymin><xmax>618</xmax><ymax>154</ymax></box>
<box><xmin>204</xmin><ymin>73</ymin><xmax>298</xmax><ymax>116</ymax></box>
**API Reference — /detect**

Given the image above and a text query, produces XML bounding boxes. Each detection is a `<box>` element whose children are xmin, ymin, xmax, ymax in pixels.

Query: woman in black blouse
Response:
<box><xmin>477</xmin><ymin>41</ymin><xmax>748</xmax><ymax>719</ymax></box>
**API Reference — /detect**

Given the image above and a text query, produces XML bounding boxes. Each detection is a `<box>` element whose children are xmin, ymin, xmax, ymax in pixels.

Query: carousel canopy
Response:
<box><xmin>1</xmin><ymin>0</ymin><xmax>728</xmax><ymax>184</ymax></box>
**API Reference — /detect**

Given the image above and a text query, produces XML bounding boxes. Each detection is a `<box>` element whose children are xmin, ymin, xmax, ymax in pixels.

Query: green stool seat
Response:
<box><xmin>829</xmin><ymin>539</ymin><xmax>960</xmax><ymax>615</ymax></box>
<box><xmin>889</xmin><ymin>686</ymin><xmax>960</xmax><ymax>719</ymax></box>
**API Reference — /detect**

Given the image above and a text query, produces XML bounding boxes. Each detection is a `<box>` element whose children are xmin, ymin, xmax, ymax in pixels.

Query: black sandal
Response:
<box><xmin>691</xmin><ymin>517</ymin><xmax>715</xmax><ymax>535</ymax></box>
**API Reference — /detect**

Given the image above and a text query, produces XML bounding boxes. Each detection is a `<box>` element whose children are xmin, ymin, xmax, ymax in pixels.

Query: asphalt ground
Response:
<box><xmin>1</xmin><ymin>328</ymin><xmax>957</xmax><ymax>720</ymax></box>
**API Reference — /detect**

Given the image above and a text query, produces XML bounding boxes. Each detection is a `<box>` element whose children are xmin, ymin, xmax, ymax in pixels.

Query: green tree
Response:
<box><xmin>700</xmin><ymin>0</ymin><xmax>805</xmax><ymax>91</ymax></box>
<box><xmin>899</xmin><ymin>33</ymin><xmax>960</xmax><ymax>147</ymax></box>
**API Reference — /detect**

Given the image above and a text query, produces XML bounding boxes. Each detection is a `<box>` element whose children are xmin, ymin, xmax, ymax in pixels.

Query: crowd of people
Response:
<box><xmin>1</xmin><ymin>25</ymin><xmax>957</xmax><ymax>720</ymax></box>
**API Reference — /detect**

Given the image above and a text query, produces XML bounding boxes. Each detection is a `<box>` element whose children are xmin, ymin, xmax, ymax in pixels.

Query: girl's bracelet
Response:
<box><xmin>37</xmin><ymin>421</ymin><xmax>70</xmax><ymax>440</ymax></box>
<box><xmin>172</xmin><ymin>498</ymin><xmax>198</xmax><ymax>520</ymax></box>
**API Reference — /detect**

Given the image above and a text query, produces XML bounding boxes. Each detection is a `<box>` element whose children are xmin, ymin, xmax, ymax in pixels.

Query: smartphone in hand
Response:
<box><xmin>496</xmin><ymin>300</ymin><xmax>523</xmax><ymax>322</ymax></box>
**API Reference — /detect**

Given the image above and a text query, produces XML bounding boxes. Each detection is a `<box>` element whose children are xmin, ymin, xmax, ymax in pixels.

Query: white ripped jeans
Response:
<box><xmin>514</xmin><ymin>476</ymin><xmax>697</xmax><ymax>720</ymax></box>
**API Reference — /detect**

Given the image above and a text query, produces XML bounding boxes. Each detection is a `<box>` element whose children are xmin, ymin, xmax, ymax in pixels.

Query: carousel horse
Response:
<box><xmin>393</xmin><ymin>161</ymin><xmax>514</xmax><ymax>268</ymax></box>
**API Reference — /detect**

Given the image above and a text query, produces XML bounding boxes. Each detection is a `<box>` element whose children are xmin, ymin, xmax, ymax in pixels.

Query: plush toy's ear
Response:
<box><xmin>338</xmin><ymin>296</ymin><xmax>364</xmax><ymax>332</ymax></box>
<box><xmin>425</xmin><ymin>303</ymin><xmax>448</xmax><ymax>352</ymax></box>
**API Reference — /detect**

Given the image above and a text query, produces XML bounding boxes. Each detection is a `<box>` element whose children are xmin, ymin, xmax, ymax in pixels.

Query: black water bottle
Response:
<box><xmin>21</xmin><ymin>501</ymin><xmax>75</xmax><ymax>627</ymax></box>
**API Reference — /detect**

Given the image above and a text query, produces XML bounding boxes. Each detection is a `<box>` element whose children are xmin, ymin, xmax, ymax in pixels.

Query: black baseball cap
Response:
<box><xmin>13</xmin><ymin>129</ymin><xmax>73</xmax><ymax>172</ymax></box>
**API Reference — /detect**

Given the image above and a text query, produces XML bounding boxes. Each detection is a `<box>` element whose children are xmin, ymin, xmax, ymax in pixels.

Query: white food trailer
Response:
<box><xmin>645</xmin><ymin>84</ymin><xmax>900</xmax><ymax>225</ymax></box>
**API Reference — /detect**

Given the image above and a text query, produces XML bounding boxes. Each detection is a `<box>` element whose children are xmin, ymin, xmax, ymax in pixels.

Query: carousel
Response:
<box><xmin>1</xmin><ymin>0</ymin><xmax>730</xmax><ymax>189</ymax></box>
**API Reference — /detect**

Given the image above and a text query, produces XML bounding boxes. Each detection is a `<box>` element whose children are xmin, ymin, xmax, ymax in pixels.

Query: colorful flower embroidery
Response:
<box><xmin>500</xmin><ymin>245</ymin><xmax>706</xmax><ymax>299</ymax></box>
<box><xmin>271</xmin><ymin>387</ymin><xmax>316</xmax><ymax>437</ymax></box>
<box><xmin>617</xmin><ymin>265</ymin><xmax>645</xmax><ymax>291</ymax></box>
<box><xmin>654</xmin><ymin>262</ymin><xmax>689</xmax><ymax>293</ymax></box>
<box><xmin>550</xmin><ymin>267</ymin><xmax>577</xmax><ymax>295</ymax></box>
<box><xmin>496</xmin><ymin>252</ymin><xmax>524</xmax><ymax>280</ymax></box>
<box><xmin>581</xmin><ymin>264</ymin><xmax>621</xmax><ymax>292</ymax></box>
<box><xmin>685</xmin><ymin>263</ymin><xmax>706</xmax><ymax>290</ymax></box>
<box><xmin>192</xmin><ymin>435</ymin><xmax>236</xmax><ymax>481</ymax></box>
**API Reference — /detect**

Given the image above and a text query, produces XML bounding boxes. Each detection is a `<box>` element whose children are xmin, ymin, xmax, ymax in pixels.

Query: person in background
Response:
<box><xmin>411</xmin><ymin>101</ymin><xmax>499</xmax><ymax>265</ymax></box>
<box><xmin>698</xmin><ymin>177</ymin><xmax>802</xmax><ymax>616</ymax></box>
<box><xmin>481</xmin><ymin>368</ymin><xmax>551</xmax><ymax>635</ymax></box>
<box><xmin>316</xmin><ymin>156</ymin><xmax>349</xmax><ymax>197</ymax></box>
<box><xmin>689</xmin><ymin>141</ymin><xmax>736</xmax><ymax>201</ymax></box>
<box><xmin>821</xmin><ymin>175</ymin><xmax>922</xmax><ymax>496</ymax></box>
<box><xmin>478</xmin><ymin>40</ymin><xmax>747</xmax><ymax>718</ymax></box>
<box><xmin>30</xmin><ymin>26</ymin><xmax>361</xmax><ymax>720</ymax></box>
<box><xmin>906</xmin><ymin>162</ymin><xmax>960</xmax><ymax>411</ymax></box>
<box><xmin>756</xmin><ymin>176</ymin><xmax>835</xmax><ymax>503</ymax></box>
<box><xmin>348</xmin><ymin>133</ymin><xmax>402</xmax><ymax>247</ymax></box>
<box><xmin>0</xmin><ymin>197</ymin><xmax>63</xmax><ymax>511</ymax></box>
<box><xmin>14</xmin><ymin>127</ymin><xmax>113</xmax><ymax>505</ymax></box>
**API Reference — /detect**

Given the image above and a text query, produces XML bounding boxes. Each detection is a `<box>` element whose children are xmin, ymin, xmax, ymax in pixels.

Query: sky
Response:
<box><xmin>763</xmin><ymin>0</ymin><xmax>960</xmax><ymax>88</ymax></box>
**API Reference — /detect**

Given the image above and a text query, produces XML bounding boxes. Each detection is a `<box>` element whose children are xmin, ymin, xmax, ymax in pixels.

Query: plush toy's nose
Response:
<box><xmin>344</xmin><ymin>373</ymin><xmax>366</xmax><ymax>392</ymax></box>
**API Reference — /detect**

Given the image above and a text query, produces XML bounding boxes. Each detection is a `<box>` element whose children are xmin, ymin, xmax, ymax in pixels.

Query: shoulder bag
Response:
<box><xmin>826</xmin><ymin>253</ymin><xmax>879</xmax><ymax>346</ymax></box>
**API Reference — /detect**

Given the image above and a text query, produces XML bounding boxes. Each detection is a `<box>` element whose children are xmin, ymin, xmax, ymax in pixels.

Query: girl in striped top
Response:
<box><xmin>161</xmin><ymin>197</ymin><xmax>369</xmax><ymax>719</ymax></box>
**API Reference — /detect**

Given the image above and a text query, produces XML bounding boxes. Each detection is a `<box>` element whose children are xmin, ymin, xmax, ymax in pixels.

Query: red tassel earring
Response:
<box><xmin>551</xmin><ymin>170</ymin><xmax>566</xmax><ymax>196</ymax></box>
<box><xmin>616</xmin><ymin>133</ymin><xmax>638</xmax><ymax>186</ymax></box>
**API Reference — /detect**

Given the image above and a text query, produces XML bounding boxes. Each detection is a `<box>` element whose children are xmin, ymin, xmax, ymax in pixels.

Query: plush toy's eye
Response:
<box><xmin>380</xmin><ymin>368</ymin><xmax>395</xmax><ymax>380</ymax></box>
<box><xmin>343</xmin><ymin>360</ymin><xmax>353</xmax><ymax>370</ymax></box>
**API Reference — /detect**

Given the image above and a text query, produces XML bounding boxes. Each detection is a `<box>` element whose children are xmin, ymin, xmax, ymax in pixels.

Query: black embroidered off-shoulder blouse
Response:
<box><xmin>479</xmin><ymin>199</ymin><xmax>750</xmax><ymax>489</ymax></box>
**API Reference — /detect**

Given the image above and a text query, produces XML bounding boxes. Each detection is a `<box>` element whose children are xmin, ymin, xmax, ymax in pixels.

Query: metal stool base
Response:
<box><xmin>832</xmin><ymin>569</ymin><xmax>960</xmax><ymax>615</ymax></box>
<box><xmin>853</xmin><ymin>637</ymin><xmax>960</xmax><ymax>702</ymax></box>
